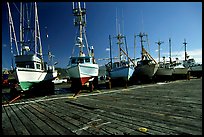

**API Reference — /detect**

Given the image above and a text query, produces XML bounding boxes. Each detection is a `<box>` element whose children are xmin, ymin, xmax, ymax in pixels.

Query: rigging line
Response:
<box><xmin>83</xmin><ymin>27</ymin><xmax>90</xmax><ymax>56</ymax></box>
<box><xmin>122</xmin><ymin>8</ymin><xmax>124</xmax><ymax>35</ymax></box>
<box><xmin>72</xmin><ymin>27</ymin><xmax>79</xmax><ymax>56</ymax></box>
<box><xmin>25</xmin><ymin>3</ymin><xmax>30</xmax><ymax>44</ymax></box>
<box><xmin>13</xmin><ymin>2</ymin><xmax>29</xmax><ymax>26</ymax></box>
<box><xmin>115</xmin><ymin>8</ymin><xmax>118</xmax><ymax>35</ymax></box>
<box><xmin>7</xmin><ymin>2</ymin><xmax>19</xmax><ymax>55</ymax></box>
<box><xmin>144</xmin><ymin>34</ymin><xmax>151</xmax><ymax>55</ymax></box>
<box><xmin>175</xmin><ymin>44</ymin><xmax>185</xmax><ymax>58</ymax></box>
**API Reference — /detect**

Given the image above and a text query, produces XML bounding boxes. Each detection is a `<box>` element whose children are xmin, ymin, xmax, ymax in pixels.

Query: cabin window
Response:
<box><xmin>71</xmin><ymin>59</ymin><xmax>77</xmax><ymax>64</ymax></box>
<box><xmin>16</xmin><ymin>63</ymin><xmax>25</xmax><ymax>68</ymax></box>
<box><xmin>85</xmin><ymin>58</ymin><xmax>90</xmax><ymax>63</ymax></box>
<box><xmin>78</xmin><ymin>58</ymin><xmax>84</xmax><ymax>63</ymax></box>
<box><xmin>16</xmin><ymin>62</ymin><xmax>34</xmax><ymax>68</ymax></box>
<box><xmin>36</xmin><ymin>64</ymin><xmax>41</xmax><ymax>69</ymax></box>
<box><xmin>24</xmin><ymin>63</ymin><xmax>34</xmax><ymax>69</ymax></box>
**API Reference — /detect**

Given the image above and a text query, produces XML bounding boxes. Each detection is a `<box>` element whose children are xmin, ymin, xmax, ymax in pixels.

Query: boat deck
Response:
<box><xmin>2</xmin><ymin>78</ymin><xmax>202</xmax><ymax>135</ymax></box>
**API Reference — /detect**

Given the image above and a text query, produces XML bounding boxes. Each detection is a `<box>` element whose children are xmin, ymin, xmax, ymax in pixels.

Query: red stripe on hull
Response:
<box><xmin>71</xmin><ymin>77</ymin><xmax>91</xmax><ymax>86</ymax></box>
<box><xmin>81</xmin><ymin>77</ymin><xmax>91</xmax><ymax>85</ymax></box>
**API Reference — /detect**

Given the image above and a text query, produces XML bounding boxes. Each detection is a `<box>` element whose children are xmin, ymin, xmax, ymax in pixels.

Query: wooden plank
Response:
<box><xmin>9</xmin><ymin>104</ymin><xmax>45</xmax><ymax>135</ymax></box>
<box><xmin>37</xmin><ymin>100</ymin><xmax>112</xmax><ymax>135</ymax></box>
<box><xmin>72</xmin><ymin>94</ymin><xmax>202</xmax><ymax>135</ymax></box>
<box><xmin>46</xmin><ymin>99</ymin><xmax>148</xmax><ymax>135</ymax></box>
<box><xmin>2</xmin><ymin>106</ymin><xmax>16</xmax><ymax>135</ymax></box>
<box><xmin>18</xmin><ymin>103</ymin><xmax>60</xmax><ymax>135</ymax></box>
<box><xmin>67</xmin><ymin>98</ymin><xmax>171</xmax><ymax>135</ymax></box>
<box><xmin>3</xmin><ymin>105</ymin><xmax>30</xmax><ymax>135</ymax></box>
<box><xmin>27</xmin><ymin>103</ymin><xmax>75</xmax><ymax>135</ymax></box>
<box><xmin>34</xmin><ymin>101</ymin><xmax>96</xmax><ymax>135</ymax></box>
<box><xmin>2</xmin><ymin>78</ymin><xmax>202</xmax><ymax>135</ymax></box>
<box><xmin>89</xmin><ymin>93</ymin><xmax>202</xmax><ymax>122</ymax></box>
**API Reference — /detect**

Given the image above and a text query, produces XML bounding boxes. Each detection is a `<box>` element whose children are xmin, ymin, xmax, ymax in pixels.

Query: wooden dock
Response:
<box><xmin>2</xmin><ymin>78</ymin><xmax>202</xmax><ymax>135</ymax></box>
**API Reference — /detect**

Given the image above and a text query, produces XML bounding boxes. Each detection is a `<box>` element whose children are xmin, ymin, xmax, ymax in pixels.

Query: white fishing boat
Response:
<box><xmin>7</xmin><ymin>2</ymin><xmax>57</xmax><ymax>91</ymax></box>
<box><xmin>171</xmin><ymin>39</ymin><xmax>189</xmax><ymax>77</ymax></box>
<box><xmin>182</xmin><ymin>39</ymin><xmax>202</xmax><ymax>78</ymax></box>
<box><xmin>183</xmin><ymin>58</ymin><xmax>202</xmax><ymax>72</ymax></box>
<box><xmin>134</xmin><ymin>32</ymin><xmax>159</xmax><ymax>80</ymax></box>
<box><xmin>67</xmin><ymin>2</ymin><xmax>99</xmax><ymax>87</ymax></box>
<box><xmin>172</xmin><ymin>62</ymin><xmax>189</xmax><ymax>75</ymax></box>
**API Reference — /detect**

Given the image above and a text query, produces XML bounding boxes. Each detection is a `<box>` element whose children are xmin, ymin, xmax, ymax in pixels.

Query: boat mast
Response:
<box><xmin>155</xmin><ymin>40</ymin><xmax>164</xmax><ymax>63</ymax></box>
<box><xmin>137</xmin><ymin>32</ymin><xmax>147</xmax><ymax>61</ymax></box>
<box><xmin>45</xmin><ymin>26</ymin><xmax>52</xmax><ymax>65</ymax></box>
<box><xmin>34</xmin><ymin>2</ymin><xmax>44</xmax><ymax>69</ymax></box>
<box><xmin>134</xmin><ymin>33</ymin><xmax>136</xmax><ymax>61</ymax></box>
<box><xmin>109</xmin><ymin>35</ymin><xmax>113</xmax><ymax>69</ymax></box>
<box><xmin>124</xmin><ymin>36</ymin><xmax>128</xmax><ymax>61</ymax></box>
<box><xmin>115</xmin><ymin>9</ymin><xmax>127</xmax><ymax>63</ymax></box>
<box><xmin>7</xmin><ymin>2</ymin><xmax>19</xmax><ymax>55</ymax></box>
<box><xmin>72</xmin><ymin>2</ymin><xmax>86</xmax><ymax>57</ymax></box>
<box><xmin>183</xmin><ymin>39</ymin><xmax>187</xmax><ymax>61</ymax></box>
<box><xmin>169</xmin><ymin>38</ymin><xmax>172</xmax><ymax>64</ymax></box>
<box><xmin>20</xmin><ymin>2</ymin><xmax>23</xmax><ymax>55</ymax></box>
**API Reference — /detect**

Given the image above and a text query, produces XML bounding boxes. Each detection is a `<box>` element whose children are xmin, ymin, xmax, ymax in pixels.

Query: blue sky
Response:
<box><xmin>2</xmin><ymin>2</ymin><xmax>202</xmax><ymax>69</ymax></box>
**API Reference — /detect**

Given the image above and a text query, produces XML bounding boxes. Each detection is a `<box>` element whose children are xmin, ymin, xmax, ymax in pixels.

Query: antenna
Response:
<box><xmin>155</xmin><ymin>40</ymin><xmax>164</xmax><ymax>63</ymax></box>
<box><xmin>116</xmin><ymin>8</ymin><xmax>118</xmax><ymax>35</ymax></box>
<box><xmin>122</xmin><ymin>8</ymin><xmax>124</xmax><ymax>35</ymax></box>
<box><xmin>141</xmin><ymin>10</ymin><xmax>144</xmax><ymax>32</ymax></box>
<box><xmin>183</xmin><ymin>39</ymin><xmax>188</xmax><ymax>61</ymax></box>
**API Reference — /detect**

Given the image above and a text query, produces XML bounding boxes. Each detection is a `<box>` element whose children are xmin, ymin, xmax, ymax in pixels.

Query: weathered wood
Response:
<box><xmin>3</xmin><ymin>105</ymin><xmax>30</xmax><ymax>135</ymax></box>
<box><xmin>27</xmin><ymin>103</ymin><xmax>75</xmax><ymax>135</ymax></box>
<box><xmin>76</xmin><ymin>92</ymin><xmax>202</xmax><ymax>134</ymax></box>
<box><xmin>9</xmin><ymin>104</ymin><xmax>45</xmax><ymax>135</ymax></box>
<box><xmin>36</xmin><ymin>101</ymin><xmax>95</xmax><ymax>135</ymax></box>
<box><xmin>38</xmin><ymin>100</ymin><xmax>112</xmax><ymax>135</ymax></box>
<box><xmin>2</xmin><ymin>78</ymin><xmax>202</xmax><ymax>135</ymax></box>
<box><xmin>2</xmin><ymin>107</ymin><xmax>16</xmax><ymax>135</ymax></box>
<box><xmin>18</xmin><ymin>103</ymin><xmax>60</xmax><ymax>135</ymax></box>
<box><xmin>47</xmin><ymin>99</ymin><xmax>149</xmax><ymax>135</ymax></box>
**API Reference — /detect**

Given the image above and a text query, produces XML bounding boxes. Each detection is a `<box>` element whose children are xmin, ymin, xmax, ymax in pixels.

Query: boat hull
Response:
<box><xmin>15</xmin><ymin>67</ymin><xmax>57</xmax><ymax>91</ymax></box>
<box><xmin>134</xmin><ymin>64</ymin><xmax>159</xmax><ymax>79</ymax></box>
<box><xmin>172</xmin><ymin>68</ymin><xmax>189</xmax><ymax>75</ymax></box>
<box><xmin>190</xmin><ymin>65</ymin><xmax>202</xmax><ymax>72</ymax></box>
<box><xmin>110</xmin><ymin>66</ymin><xmax>134</xmax><ymax>81</ymax></box>
<box><xmin>155</xmin><ymin>68</ymin><xmax>173</xmax><ymax>76</ymax></box>
<box><xmin>67</xmin><ymin>63</ymin><xmax>99</xmax><ymax>86</ymax></box>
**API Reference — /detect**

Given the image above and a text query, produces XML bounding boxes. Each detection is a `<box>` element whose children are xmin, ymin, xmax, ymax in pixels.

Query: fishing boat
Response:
<box><xmin>108</xmin><ymin>35</ymin><xmax>135</xmax><ymax>82</ymax></box>
<box><xmin>183</xmin><ymin>58</ymin><xmax>202</xmax><ymax>77</ymax></box>
<box><xmin>172</xmin><ymin>59</ymin><xmax>189</xmax><ymax>75</ymax></box>
<box><xmin>170</xmin><ymin>39</ymin><xmax>189</xmax><ymax>78</ymax></box>
<box><xmin>134</xmin><ymin>32</ymin><xmax>159</xmax><ymax>81</ymax></box>
<box><xmin>182</xmin><ymin>39</ymin><xmax>202</xmax><ymax>78</ymax></box>
<box><xmin>107</xmin><ymin>12</ymin><xmax>135</xmax><ymax>84</ymax></box>
<box><xmin>67</xmin><ymin>2</ymin><xmax>99</xmax><ymax>88</ymax></box>
<box><xmin>7</xmin><ymin>2</ymin><xmax>57</xmax><ymax>91</ymax></box>
<box><xmin>154</xmin><ymin>40</ymin><xmax>173</xmax><ymax>80</ymax></box>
